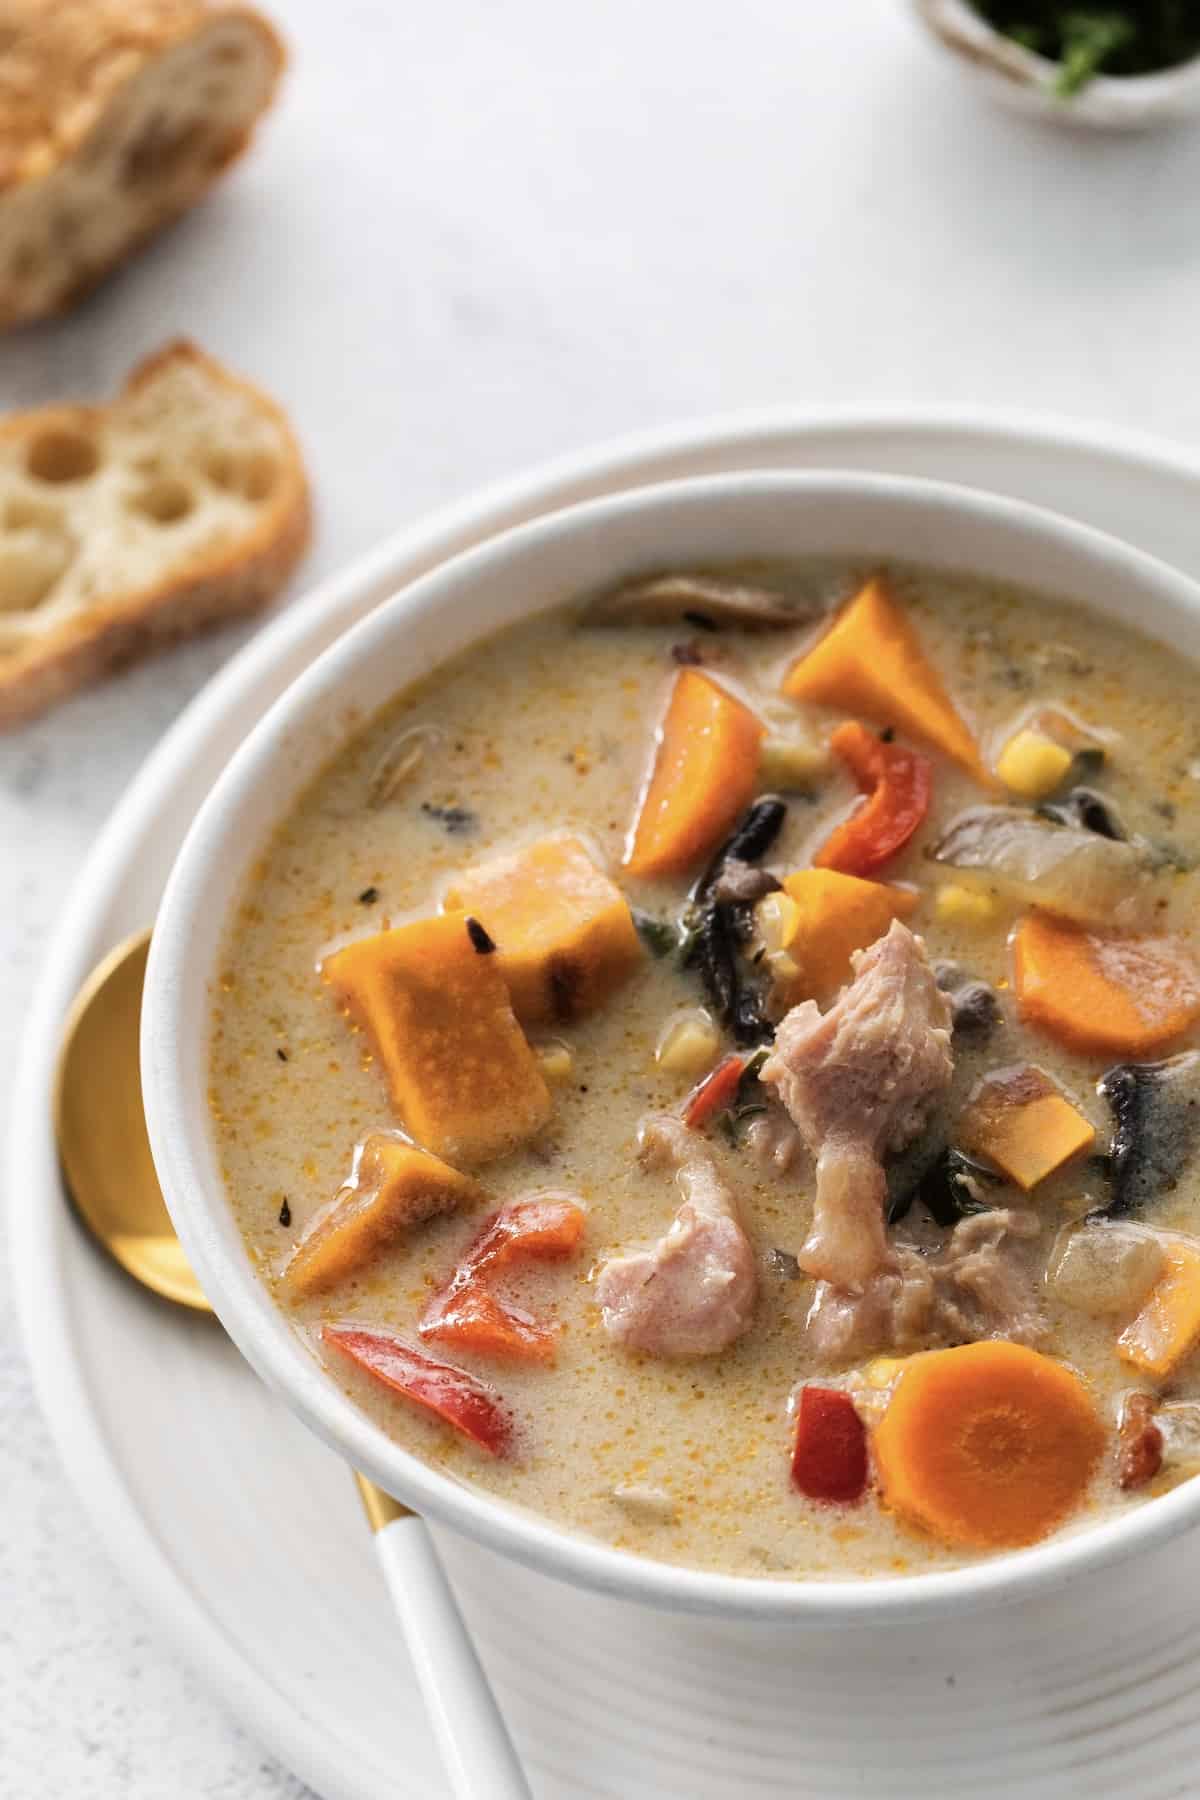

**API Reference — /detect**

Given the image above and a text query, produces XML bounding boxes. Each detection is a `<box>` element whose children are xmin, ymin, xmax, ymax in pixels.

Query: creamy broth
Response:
<box><xmin>210</xmin><ymin>560</ymin><xmax>1200</xmax><ymax>1579</ymax></box>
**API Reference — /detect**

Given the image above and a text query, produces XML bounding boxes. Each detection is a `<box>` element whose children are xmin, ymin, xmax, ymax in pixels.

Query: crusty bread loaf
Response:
<box><xmin>0</xmin><ymin>339</ymin><xmax>310</xmax><ymax>725</ymax></box>
<box><xmin>0</xmin><ymin>0</ymin><xmax>284</xmax><ymax>329</ymax></box>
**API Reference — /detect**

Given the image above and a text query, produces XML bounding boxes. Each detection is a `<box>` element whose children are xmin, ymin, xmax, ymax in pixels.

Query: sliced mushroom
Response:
<box><xmin>1093</xmin><ymin>1051</ymin><xmax>1200</xmax><ymax>1220</ymax></box>
<box><xmin>933</xmin><ymin>961</ymin><xmax>1001</xmax><ymax>1042</ymax></box>
<box><xmin>1036</xmin><ymin>785</ymin><xmax>1126</xmax><ymax>841</ymax></box>
<box><xmin>928</xmin><ymin>805</ymin><xmax>1152</xmax><ymax>927</ymax></box>
<box><xmin>710</xmin><ymin>858</ymin><xmax>782</xmax><ymax>906</ymax></box>
<box><xmin>683</xmin><ymin>798</ymin><xmax>788</xmax><ymax>1046</ymax></box>
<box><xmin>583</xmin><ymin>571</ymin><xmax>811</xmax><ymax>631</ymax></box>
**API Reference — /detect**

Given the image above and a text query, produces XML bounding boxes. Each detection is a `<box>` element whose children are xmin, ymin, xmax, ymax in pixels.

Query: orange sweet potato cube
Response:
<box><xmin>775</xmin><ymin>868</ymin><xmax>918</xmax><ymax>1001</ymax></box>
<box><xmin>1118</xmin><ymin>1240</ymin><xmax>1200</xmax><ymax>1379</ymax></box>
<box><xmin>283</xmin><ymin>1134</ymin><xmax>479</xmax><ymax>1297</ymax></box>
<box><xmin>444</xmin><ymin>835</ymin><xmax>643</xmax><ymax>1024</ymax></box>
<box><xmin>782</xmin><ymin>575</ymin><xmax>993</xmax><ymax>787</ymax></box>
<box><xmin>958</xmin><ymin>1064</ymin><xmax>1095</xmax><ymax>1192</ymax></box>
<box><xmin>324</xmin><ymin>915</ymin><xmax>551</xmax><ymax>1164</ymax></box>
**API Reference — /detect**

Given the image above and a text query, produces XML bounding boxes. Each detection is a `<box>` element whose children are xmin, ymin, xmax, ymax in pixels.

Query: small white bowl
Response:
<box><xmin>144</xmin><ymin>468</ymin><xmax>1200</xmax><ymax>1622</ymax></box>
<box><xmin>911</xmin><ymin>0</ymin><xmax>1200</xmax><ymax>130</ymax></box>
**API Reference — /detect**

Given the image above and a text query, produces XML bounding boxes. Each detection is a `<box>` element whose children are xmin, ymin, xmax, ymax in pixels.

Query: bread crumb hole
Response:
<box><xmin>241</xmin><ymin>452</ymin><xmax>278</xmax><ymax>501</ymax></box>
<box><xmin>4</xmin><ymin>496</ymin><xmax>63</xmax><ymax>532</ymax></box>
<box><xmin>123</xmin><ymin>118</ymin><xmax>205</xmax><ymax>186</ymax></box>
<box><xmin>0</xmin><ymin>540</ymin><xmax>71</xmax><ymax>612</ymax></box>
<box><xmin>27</xmin><ymin>431</ymin><xmax>99</xmax><ymax>483</ymax></box>
<box><xmin>130</xmin><ymin>477</ymin><xmax>194</xmax><ymax>524</ymax></box>
<box><xmin>11</xmin><ymin>242</ymin><xmax>43</xmax><ymax>282</ymax></box>
<box><xmin>204</xmin><ymin>449</ymin><xmax>278</xmax><ymax>502</ymax></box>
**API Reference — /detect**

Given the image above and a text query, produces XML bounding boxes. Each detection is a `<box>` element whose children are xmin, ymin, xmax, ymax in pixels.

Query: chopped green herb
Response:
<box><xmin>278</xmin><ymin>1197</ymin><xmax>292</xmax><ymax>1227</ymax></box>
<box><xmin>969</xmin><ymin>3</ymin><xmax>1200</xmax><ymax>95</ymax></box>
<box><xmin>737</xmin><ymin>1046</ymin><xmax>770</xmax><ymax>1099</ymax></box>
<box><xmin>632</xmin><ymin>910</ymin><xmax>679</xmax><ymax>958</ymax></box>
<box><xmin>1056</xmin><ymin>10</ymin><xmax>1137</xmax><ymax>93</ymax></box>
<box><xmin>676</xmin><ymin>922</ymin><xmax>700</xmax><ymax>965</ymax></box>
<box><xmin>713</xmin><ymin>1053</ymin><xmax>773</xmax><ymax>1149</ymax></box>
<box><xmin>357</xmin><ymin>885</ymin><xmax>379</xmax><ymax>905</ymax></box>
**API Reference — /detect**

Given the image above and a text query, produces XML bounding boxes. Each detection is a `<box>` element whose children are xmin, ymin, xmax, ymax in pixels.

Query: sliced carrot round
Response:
<box><xmin>624</xmin><ymin>669</ymin><xmax>763</xmax><ymax>878</ymax></box>
<box><xmin>873</xmin><ymin>1341</ymin><xmax>1104</xmax><ymax>1550</ymax></box>
<box><xmin>1013</xmin><ymin>912</ymin><xmax>1200</xmax><ymax>1058</ymax></box>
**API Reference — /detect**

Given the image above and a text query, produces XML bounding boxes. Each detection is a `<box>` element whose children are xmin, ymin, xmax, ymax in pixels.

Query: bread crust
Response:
<box><xmin>0</xmin><ymin>1</ymin><xmax>285</xmax><ymax>327</ymax></box>
<box><xmin>0</xmin><ymin>339</ymin><xmax>311</xmax><ymax>727</ymax></box>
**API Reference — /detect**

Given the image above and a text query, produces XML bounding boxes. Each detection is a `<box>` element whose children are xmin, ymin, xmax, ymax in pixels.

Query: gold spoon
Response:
<box><xmin>54</xmin><ymin>926</ymin><xmax>532</xmax><ymax>1800</ymax></box>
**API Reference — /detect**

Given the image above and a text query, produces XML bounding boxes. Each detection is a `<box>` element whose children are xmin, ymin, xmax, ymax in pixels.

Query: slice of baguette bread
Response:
<box><xmin>0</xmin><ymin>339</ymin><xmax>310</xmax><ymax>725</ymax></box>
<box><xmin>0</xmin><ymin>0</ymin><xmax>285</xmax><ymax>329</ymax></box>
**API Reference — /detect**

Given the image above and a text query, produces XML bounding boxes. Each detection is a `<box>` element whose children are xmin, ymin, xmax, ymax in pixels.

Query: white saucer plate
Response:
<box><xmin>12</xmin><ymin>411</ymin><xmax>1200</xmax><ymax>1800</ymax></box>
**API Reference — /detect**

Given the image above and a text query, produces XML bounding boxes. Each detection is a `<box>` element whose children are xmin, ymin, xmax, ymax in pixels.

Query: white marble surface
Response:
<box><xmin>5</xmin><ymin>2</ymin><xmax>1200</xmax><ymax>1794</ymax></box>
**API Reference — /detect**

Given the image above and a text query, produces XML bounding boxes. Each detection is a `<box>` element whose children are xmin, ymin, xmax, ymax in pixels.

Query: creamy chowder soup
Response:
<box><xmin>210</xmin><ymin>560</ymin><xmax>1200</xmax><ymax>1580</ymax></box>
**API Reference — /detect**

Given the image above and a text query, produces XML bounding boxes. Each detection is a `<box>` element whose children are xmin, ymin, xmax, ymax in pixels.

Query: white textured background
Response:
<box><xmin>5</xmin><ymin>2</ymin><xmax>1200</xmax><ymax>1794</ymax></box>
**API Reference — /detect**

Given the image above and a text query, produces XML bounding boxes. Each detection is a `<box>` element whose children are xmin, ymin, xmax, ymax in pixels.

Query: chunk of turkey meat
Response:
<box><xmin>761</xmin><ymin>920</ymin><xmax>954</xmax><ymax>1290</ymax></box>
<box><xmin>805</xmin><ymin>1209</ymin><xmax>1046</xmax><ymax>1362</ymax></box>
<box><xmin>595</xmin><ymin>1116</ymin><xmax>758</xmax><ymax>1357</ymax></box>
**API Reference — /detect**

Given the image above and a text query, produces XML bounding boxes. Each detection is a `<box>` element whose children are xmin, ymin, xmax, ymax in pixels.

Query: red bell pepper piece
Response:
<box><xmin>682</xmin><ymin>1052</ymin><xmax>747</xmax><ymax>1130</ymax></box>
<box><xmin>420</xmin><ymin>1197</ymin><xmax>585</xmax><ymax>1363</ymax></box>
<box><xmin>814</xmin><ymin>721</ymin><xmax>932</xmax><ymax>878</ymax></box>
<box><xmin>791</xmin><ymin>1386</ymin><xmax>868</xmax><ymax>1502</ymax></box>
<box><xmin>322</xmin><ymin>1325</ymin><xmax>512</xmax><ymax>1456</ymax></box>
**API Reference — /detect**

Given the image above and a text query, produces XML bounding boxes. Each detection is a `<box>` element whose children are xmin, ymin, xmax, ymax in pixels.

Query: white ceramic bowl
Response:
<box><xmin>911</xmin><ymin>0</ymin><xmax>1200</xmax><ymax>131</ymax></box>
<box><xmin>144</xmin><ymin>468</ymin><xmax>1200</xmax><ymax>1622</ymax></box>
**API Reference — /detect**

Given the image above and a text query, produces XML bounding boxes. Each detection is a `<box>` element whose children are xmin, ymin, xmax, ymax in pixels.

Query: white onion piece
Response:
<box><xmin>1047</xmin><ymin>1223</ymin><xmax>1166</xmax><ymax>1318</ymax></box>
<box><xmin>929</xmin><ymin>806</ymin><xmax>1152</xmax><ymax>927</ymax></box>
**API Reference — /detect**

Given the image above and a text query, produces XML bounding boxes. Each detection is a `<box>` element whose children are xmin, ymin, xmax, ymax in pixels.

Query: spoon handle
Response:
<box><xmin>366</xmin><ymin>1501</ymin><xmax>533</xmax><ymax>1800</ymax></box>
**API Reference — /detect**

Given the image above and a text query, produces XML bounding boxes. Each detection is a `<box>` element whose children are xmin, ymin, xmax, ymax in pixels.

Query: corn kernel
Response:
<box><xmin>759</xmin><ymin>735</ymin><xmax>830</xmax><ymax>791</ymax></box>
<box><xmin>754</xmin><ymin>891</ymin><xmax>801</xmax><ymax>955</ymax></box>
<box><xmin>536</xmin><ymin>1041</ymin><xmax>574</xmax><ymax>1082</ymax></box>
<box><xmin>656</xmin><ymin>1010</ymin><xmax>721</xmax><ymax>1076</ymax></box>
<box><xmin>767</xmin><ymin>950</ymin><xmax>801</xmax><ymax>986</ymax></box>
<box><xmin>995</xmin><ymin>728</ymin><xmax>1073</xmax><ymax>800</ymax></box>
<box><xmin>866</xmin><ymin>1356</ymin><xmax>907</xmax><ymax>1389</ymax></box>
<box><xmin>934</xmin><ymin>883</ymin><xmax>997</xmax><ymax>927</ymax></box>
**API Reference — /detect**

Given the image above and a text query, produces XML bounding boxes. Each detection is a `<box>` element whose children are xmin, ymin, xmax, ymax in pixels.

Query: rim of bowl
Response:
<box><xmin>912</xmin><ymin>0</ymin><xmax>1200</xmax><ymax>123</ymax></box>
<box><xmin>144</xmin><ymin>467</ymin><xmax>1200</xmax><ymax>1622</ymax></box>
